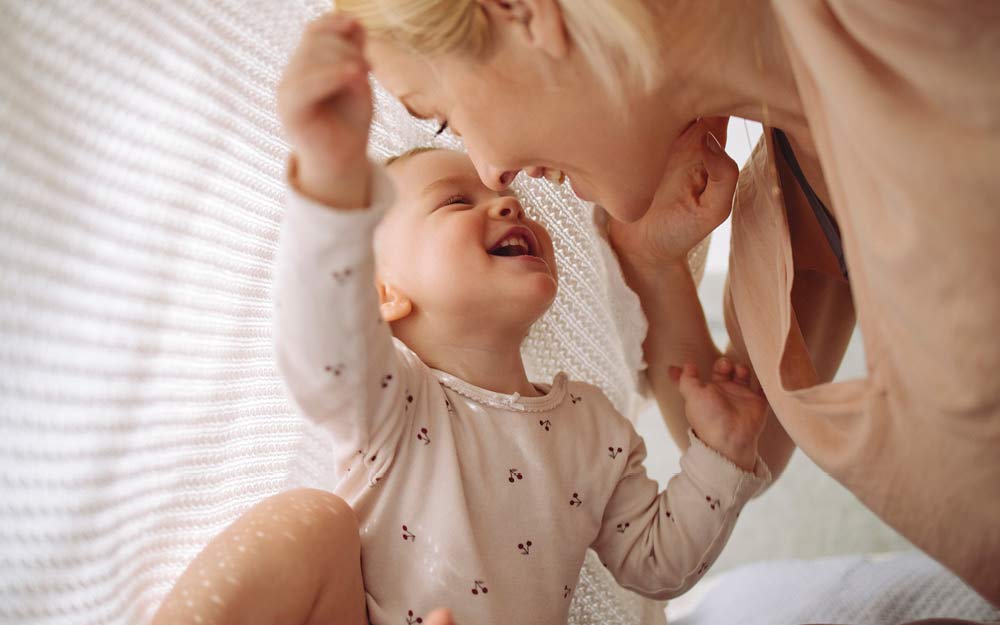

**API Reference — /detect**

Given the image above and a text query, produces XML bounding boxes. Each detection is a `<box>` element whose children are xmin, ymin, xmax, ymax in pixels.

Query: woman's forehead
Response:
<box><xmin>368</xmin><ymin>39</ymin><xmax>439</xmax><ymax>112</ymax></box>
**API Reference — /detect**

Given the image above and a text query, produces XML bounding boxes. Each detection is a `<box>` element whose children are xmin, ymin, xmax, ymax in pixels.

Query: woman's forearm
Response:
<box><xmin>619</xmin><ymin>256</ymin><xmax>722</xmax><ymax>451</ymax></box>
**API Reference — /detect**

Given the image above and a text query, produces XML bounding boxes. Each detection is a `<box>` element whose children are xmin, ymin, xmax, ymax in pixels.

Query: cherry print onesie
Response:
<box><xmin>273</xmin><ymin>168</ymin><xmax>771</xmax><ymax>625</ymax></box>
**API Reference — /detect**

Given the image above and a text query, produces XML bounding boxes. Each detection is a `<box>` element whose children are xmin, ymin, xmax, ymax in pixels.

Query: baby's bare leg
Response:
<box><xmin>152</xmin><ymin>488</ymin><xmax>367</xmax><ymax>625</ymax></box>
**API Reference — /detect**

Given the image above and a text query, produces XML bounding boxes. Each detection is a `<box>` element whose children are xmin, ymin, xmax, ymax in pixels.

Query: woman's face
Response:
<box><xmin>367</xmin><ymin>30</ymin><xmax>689</xmax><ymax>223</ymax></box>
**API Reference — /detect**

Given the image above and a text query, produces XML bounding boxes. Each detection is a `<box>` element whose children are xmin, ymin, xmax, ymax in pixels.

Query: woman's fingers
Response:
<box><xmin>699</xmin><ymin>129</ymin><xmax>739</xmax><ymax>213</ymax></box>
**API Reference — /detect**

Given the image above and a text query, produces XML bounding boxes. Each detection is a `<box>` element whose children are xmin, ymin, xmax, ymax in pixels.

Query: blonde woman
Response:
<box><xmin>329</xmin><ymin>0</ymin><xmax>1000</xmax><ymax>608</ymax></box>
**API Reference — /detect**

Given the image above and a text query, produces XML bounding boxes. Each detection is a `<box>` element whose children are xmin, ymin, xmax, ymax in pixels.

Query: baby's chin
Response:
<box><xmin>463</xmin><ymin>278</ymin><xmax>557</xmax><ymax>329</ymax></box>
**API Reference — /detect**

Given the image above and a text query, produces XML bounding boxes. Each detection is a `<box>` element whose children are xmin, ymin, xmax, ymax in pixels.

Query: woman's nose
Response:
<box><xmin>468</xmin><ymin>149</ymin><xmax>519</xmax><ymax>191</ymax></box>
<box><xmin>488</xmin><ymin>198</ymin><xmax>524</xmax><ymax>221</ymax></box>
<box><xmin>482</xmin><ymin>165</ymin><xmax>519</xmax><ymax>191</ymax></box>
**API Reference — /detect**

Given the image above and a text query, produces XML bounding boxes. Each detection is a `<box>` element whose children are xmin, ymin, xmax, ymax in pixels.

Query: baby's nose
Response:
<box><xmin>489</xmin><ymin>199</ymin><xmax>524</xmax><ymax>221</ymax></box>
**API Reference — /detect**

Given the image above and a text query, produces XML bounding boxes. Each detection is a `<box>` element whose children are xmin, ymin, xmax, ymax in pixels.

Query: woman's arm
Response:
<box><xmin>618</xmin><ymin>255</ymin><xmax>719</xmax><ymax>448</ymax></box>
<box><xmin>608</xmin><ymin>118</ymin><xmax>796</xmax><ymax>479</ymax></box>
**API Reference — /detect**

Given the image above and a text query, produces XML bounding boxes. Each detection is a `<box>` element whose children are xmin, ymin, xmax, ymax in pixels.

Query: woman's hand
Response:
<box><xmin>277</xmin><ymin>13</ymin><xmax>373</xmax><ymax>207</ymax></box>
<box><xmin>671</xmin><ymin>358</ymin><xmax>767</xmax><ymax>472</ymax></box>
<box><xmin>608</xmin><ymin>117</ymin><xmax>738</xmax><ymax>269</ymax></box>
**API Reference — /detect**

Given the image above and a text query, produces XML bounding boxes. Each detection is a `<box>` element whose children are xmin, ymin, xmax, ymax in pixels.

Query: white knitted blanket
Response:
<box><xmin>0</xmin><ymin>1</ymin><xmax>710</xmax><ymax>623</ymax></box>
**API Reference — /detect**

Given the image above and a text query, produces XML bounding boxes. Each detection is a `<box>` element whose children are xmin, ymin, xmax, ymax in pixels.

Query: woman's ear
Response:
<box><xmin>377</xmin><ymin>281</ymin><xmax>413</xmax><ymax>322</ymax></box>
<box><xmin>478</xmin><ymin>0</ymin><xmax>568</xmax><ymax>59</ymax></box>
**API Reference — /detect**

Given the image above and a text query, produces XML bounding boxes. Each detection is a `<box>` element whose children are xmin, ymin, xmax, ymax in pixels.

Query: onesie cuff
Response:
<box><xmin>681</xmin><ymin>429</ymin><xmax>771</xmax><ymax>509</ymax></box>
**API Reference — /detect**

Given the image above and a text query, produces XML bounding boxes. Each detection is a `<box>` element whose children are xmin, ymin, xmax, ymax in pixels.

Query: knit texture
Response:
<box><xmin>0</xmin><ymin>1</ymin><xmax>711</xmax><ymax>623</ymax></box>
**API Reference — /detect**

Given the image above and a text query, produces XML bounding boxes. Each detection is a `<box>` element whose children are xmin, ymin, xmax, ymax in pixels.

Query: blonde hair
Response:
<box><xmin>335</xmin><ymin>0</ymin><xmax>661</xmax><ymax>92</ymax></box>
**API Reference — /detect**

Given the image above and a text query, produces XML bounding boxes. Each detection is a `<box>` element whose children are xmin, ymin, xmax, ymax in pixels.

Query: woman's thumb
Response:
<box><xmin>700</xmin><ymin>131</ymin><xmax>740</xmax><ymax>212</ymax></box>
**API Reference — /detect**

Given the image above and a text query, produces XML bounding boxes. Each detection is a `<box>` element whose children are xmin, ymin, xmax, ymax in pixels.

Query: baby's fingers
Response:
<box><xmin>711</xmin><ymin>357</ymin><xmax>734</xmax><ymax>384</ymax></box>
<box><xmin>282</xmin><ymin>63</ymin><xmax>367</xmax><ymax>117</ymax></box>
<box><xmin>307</xmin><ymin>12</ymin><xmax>364</xmax><ymax>40</ymax></box>
<box><xmin>674</xmin><ymin>363</ymin><xmax>706</xmax><ymax>402</ymax></box>
<box><xmin>733</xmin><ymin>363</ymin><xmax>752</xmax><ymax>387</ymax></box>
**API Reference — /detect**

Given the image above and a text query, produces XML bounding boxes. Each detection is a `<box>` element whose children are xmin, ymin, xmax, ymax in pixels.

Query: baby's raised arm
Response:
<box><xmin>273</xmin><ymin>13</ymin><xmax>413</xmax><ymax>481</ymax></box>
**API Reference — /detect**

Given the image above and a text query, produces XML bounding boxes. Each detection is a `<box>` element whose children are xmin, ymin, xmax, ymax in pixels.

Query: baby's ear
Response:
<box><xmin>377</xmin><ymin>281</ymin><xmax>413</xmax><ymax>322</ymax></box>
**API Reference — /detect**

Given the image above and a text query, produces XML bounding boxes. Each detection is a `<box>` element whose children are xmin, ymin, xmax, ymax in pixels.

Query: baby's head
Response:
<box><xmin>374</xmin><ymin>148</ymin><xmax>558</xmax><ymax>343</ymax></box>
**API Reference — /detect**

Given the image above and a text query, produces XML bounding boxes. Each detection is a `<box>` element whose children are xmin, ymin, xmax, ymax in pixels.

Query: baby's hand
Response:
<box><xmin>277</xmin><ymin>13</ymin><xmax>373</xmax><ymax>207</ymax></box>
<box><xmin>670</xmin><ymin>358</ymin><xmax>767</xmax><ymax>472</ymax></box>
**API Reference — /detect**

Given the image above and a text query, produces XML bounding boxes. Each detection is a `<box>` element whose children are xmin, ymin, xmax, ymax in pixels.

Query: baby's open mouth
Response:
<box><xmin>487</xmin><ymin>227</ymin><xmax>538</xmax><ymax>258</ymax></box>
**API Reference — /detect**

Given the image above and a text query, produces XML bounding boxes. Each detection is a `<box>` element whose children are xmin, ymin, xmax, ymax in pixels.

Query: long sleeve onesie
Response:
<box><xmin>273</xmin><ymin>169</ymin><xmax>770</xmax><ymax>625</ymax></box>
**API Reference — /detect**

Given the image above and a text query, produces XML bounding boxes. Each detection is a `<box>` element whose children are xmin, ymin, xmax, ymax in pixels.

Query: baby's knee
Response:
<box><xmin>253</xmin><ymin>488</ymin><xmax>360</xmax><ymax>553</ymax></box>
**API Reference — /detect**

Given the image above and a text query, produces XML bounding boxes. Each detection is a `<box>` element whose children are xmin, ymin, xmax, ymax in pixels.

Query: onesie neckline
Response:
<box><xmin>430</xmin><ymin>368</ymin><xmax>569</xmax><ymax>413</ymax></box>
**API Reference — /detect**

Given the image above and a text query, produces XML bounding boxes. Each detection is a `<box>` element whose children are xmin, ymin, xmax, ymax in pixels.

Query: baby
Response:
<box><xmin>152</xmin><ymin>14</ymin><xmax>769</xmax><ymax>625</ymax></box>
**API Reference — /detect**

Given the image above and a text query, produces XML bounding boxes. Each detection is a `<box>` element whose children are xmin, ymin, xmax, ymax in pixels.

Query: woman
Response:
<box><xmin>334</xmin><ymin>0</ymin><xmax>1000</xmax><ymax>605</ymax></box>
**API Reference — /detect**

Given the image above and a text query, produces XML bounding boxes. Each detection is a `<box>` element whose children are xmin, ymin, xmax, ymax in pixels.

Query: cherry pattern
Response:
<box><xmin>416</xmin><ymin>427</ymin><xmax>431</xmax><ymax>445</ymax></box>
<box><xmin>331</xmin><ymin>267</ymin><xmax>353</xmax><ymax>283</ymax></box>
<box><xmin>381</xmin><ymin>374</ymin><xmax>393</xmax><ymax>388</ymax></box>
<box><xmin>563</xmin><ymin>585</ymin><xmax>572</xmax><ymax>598</ymax></box>
<box><xmin>665</xmin><ymin>509</ymin><xmax>675</xmax><ymax>523</ymax></box>
<box><xmin>616</xmin><ymin>522</ymin><xmax>630</xmax><ymax>533</ymax></box>
<box><xmin>405</xmin><ymin>392</ymin><xmax>414</xmax><ymax>412</ymax></box>
<box><xmin>569</xmin><ymin>492</ymin><xmax>582</xmax><ymax>507</ymax></box>
<box><xmin>401</xmin><ymin>525</ymin><xmax>415</xmax><ymax>542</ymax></box>
<box><xmin>696</xmin><ymin>562</ymin><xmax>709</xmax><ymax>576</ymax></box>
<box><xmin>706</xmin><ymin>496</ymin><xmax>720</xmax><ymax>511</ymax></box>
<box><xmin>471</xmin><ymin>580</ymin><xmax>488</xmax><ymax>595</ymax></box>
<box><xmin>324</xmin><ymin>363</ymin><xmax>344</xmax><ymax>377</ymax></box>
<box><xmin>607</xmin><ymin>446</ymin><xmax>623</xmax><ymax>459</ymax></box>
<box><xmin>569</xmin><ymin>393</ymin><xmax>582</xmax><ymax>404</ymax></box>
<box><xmin>406</xmin><ymin>609</ymin><xmax>423</xmax><ymax>624</ymax></box>
<box><xmin>508</xmin><ymin>469</ymin><xmax>523</xmax><ymax>483</ymax></box>
<box><xmin>517</xmin><ymin>540</ymin><xmax>532</xmax><ymax>555</ymax></box>
<box><xmin>538</xmin><ymin>419</ymin><xmax>551</xmax><ymax>431</ymax></box>
<box><xmin>445</xmin><ymin>398</ymin><xmax>454</xmax><ymax>413</ymax></box>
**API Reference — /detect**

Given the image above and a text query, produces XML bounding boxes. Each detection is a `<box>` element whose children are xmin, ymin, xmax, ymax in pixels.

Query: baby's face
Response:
<box><xmin>378</xmin><ymin>149</ymin><xmax>558</xmax><ymax>329</ymax></box>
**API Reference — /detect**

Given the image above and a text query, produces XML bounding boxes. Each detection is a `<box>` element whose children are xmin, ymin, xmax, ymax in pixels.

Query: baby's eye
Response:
<box><xmin>435</xmin><ymin>120</ymin><xmax>449</xmax><ymax>136</ymax></box>
<box><xmin>438</xmin><ymin>194</ymin><xmax>471</xmax><ymax>208</ymax></box>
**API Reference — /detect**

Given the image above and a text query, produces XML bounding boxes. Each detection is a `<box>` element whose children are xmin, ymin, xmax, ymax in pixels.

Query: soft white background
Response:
<box><xmin>634</xmin><ymin>118</ymin><xmax>912</xmax><ymax>572</ymax></box>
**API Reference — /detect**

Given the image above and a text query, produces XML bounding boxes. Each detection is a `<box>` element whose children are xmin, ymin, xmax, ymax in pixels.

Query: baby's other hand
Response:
<box><xmin>670</xmin><ymin>358</ymin><xmax>767</xmax><ymax>472</ymax></box>
<box><xmin>277</xmin><ymin>13</ymin><xmax>373</xmax><ymax>207</ymax></box>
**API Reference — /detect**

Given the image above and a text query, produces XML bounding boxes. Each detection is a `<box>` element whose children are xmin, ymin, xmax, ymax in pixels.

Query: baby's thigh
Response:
<box><xmin>278</xmin><ymin>489</ymin><xmax>368</xmax><ymax>625</ymax></box>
